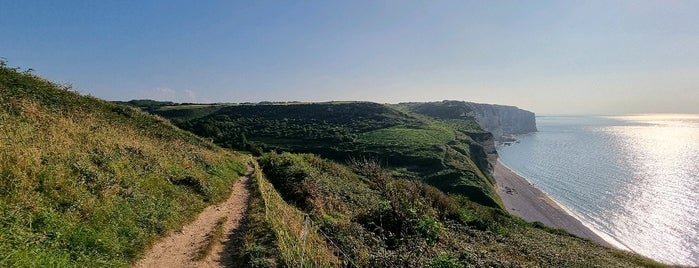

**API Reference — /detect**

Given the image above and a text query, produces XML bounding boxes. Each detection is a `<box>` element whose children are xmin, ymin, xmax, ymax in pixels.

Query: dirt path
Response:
<box><xmin>135</xmin><ymin>169</ymin><xmax>252</xmax><ymax>268</ymax></box>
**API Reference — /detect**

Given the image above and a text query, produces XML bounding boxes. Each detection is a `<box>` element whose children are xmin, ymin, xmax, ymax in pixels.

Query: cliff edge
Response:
<box><xmin>403</xmin><ymin>100</ymin><xmax>537</xmax><ymax>142</ymax></box>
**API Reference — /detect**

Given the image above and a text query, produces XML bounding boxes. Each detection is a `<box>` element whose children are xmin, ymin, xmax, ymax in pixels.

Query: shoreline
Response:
<box><xmin>492</xmin><ymin>159</ymin><xmax>628</xmax><ymax>249</ymax></box>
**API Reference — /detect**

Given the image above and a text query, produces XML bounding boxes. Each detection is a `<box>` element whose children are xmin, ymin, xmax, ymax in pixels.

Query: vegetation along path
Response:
<box><xmin>135</xmin><ymin>166</ymin><xmax>253</xmax><ymax>268</ymax></box>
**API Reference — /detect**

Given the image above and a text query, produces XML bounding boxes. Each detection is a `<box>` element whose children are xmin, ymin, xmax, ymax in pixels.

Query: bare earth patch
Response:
<box><xmin>135</xmin><ymin>169</ymin><xmax>252</xmax><ymax>268</ymax></box>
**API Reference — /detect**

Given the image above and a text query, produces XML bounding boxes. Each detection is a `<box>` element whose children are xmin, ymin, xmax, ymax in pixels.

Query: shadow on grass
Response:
<box><xmin>218</xmin><ymin>175</ymin><xmax>253</xmax><ymax>267</ymax></box>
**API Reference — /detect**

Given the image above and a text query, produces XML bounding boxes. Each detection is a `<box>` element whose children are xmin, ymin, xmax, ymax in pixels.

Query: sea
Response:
<box><xmin>497</xmin><ymin>114</ymin><xmax>699</xmax><ymax>266</ymax></box>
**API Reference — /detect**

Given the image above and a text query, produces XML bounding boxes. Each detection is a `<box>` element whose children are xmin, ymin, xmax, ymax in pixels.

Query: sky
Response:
<box><xmin>1</xmin><ymin>0</ymin><xmax>698</xmax><ymax>115</ymax></box>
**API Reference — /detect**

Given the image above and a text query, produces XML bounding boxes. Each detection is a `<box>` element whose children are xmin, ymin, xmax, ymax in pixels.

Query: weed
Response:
<box><xmin>193</xmin><ymin>217</ymin><xmax>227</xmax><ymax>261</ymax></box>
<box><xmin>251</xmin><ymin>160</ymin><xmax>339</xmax><ymax>267</ymax></box>
<box><xmin>423</xmin><ymin>253</ymin><xmax>464</xmax><ymax>268</ymax></box>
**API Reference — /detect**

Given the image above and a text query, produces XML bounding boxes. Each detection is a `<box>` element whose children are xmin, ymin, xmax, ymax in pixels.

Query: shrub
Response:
<box><xmin>424</xmin><ymin>253</ymin><xmax>464</xmax><ymax>268</ymax></box>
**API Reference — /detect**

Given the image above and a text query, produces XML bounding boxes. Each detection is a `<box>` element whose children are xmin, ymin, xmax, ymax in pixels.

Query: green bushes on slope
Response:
<box><xmin>244</xmin><ymin>159</ymin><xmax>339</xmax><ymax>267</ymax></box>
<box><xmin>257</xmin><ymin>152</ymin><xmax>665</xmax><ymax>267</ymax></box>
<box><xmin>145</xmin><ymin>101</ymin><xmax>503</xmax><ymax>208</ymax></box>
<box><xmin>0</xmin><ymin>64</ymin><xmax>246</xmax><ymax>267</ymax></box>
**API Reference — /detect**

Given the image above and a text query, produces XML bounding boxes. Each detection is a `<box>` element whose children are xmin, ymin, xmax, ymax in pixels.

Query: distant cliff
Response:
<box><xmin>402</xmin><ymin>100</ymin><xmax>537</xmax><ymax>142</ymax></box>
<box><xmin>467</xmin><ymin>102</ymin><xmax>537</xmax><ymax>141</ymax></box>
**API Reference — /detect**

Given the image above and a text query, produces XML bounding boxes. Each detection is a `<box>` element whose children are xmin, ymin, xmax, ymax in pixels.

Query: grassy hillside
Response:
<box><xmin>116</xmin><ymin>99</ymin><xmax>227</xmax><ymax>122</ymax></box>
<box><xmin>0</xmin><ymin>64</ymin><xmax>246</xmax><ymax>266</ymax></box>
<box><xmin>128</xmin><ymin>100</ymin><xmax>668</xmax><ymax>267</ymax></box>
<box><xmin>255</xmin><ymin>152</ymin><xmax>664</xmax><ymax>267</ymax></box>
<box><xmin>140</xmin><ymin>101</ymin><xmax>503</xmax><ymax>208</ymax></box>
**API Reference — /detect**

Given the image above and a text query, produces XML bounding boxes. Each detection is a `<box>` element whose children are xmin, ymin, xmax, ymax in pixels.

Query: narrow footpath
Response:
<box><xmin>135</xmin><ymin>168</ymin><xmax>252</xmax><ymax>268</ymax></box>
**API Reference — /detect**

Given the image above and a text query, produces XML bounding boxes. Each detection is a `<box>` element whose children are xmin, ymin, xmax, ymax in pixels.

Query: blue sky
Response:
<box><xmin>1</xmin><ymin>0</ymin><xmax>698</xmax><ymax>114</ymax></box>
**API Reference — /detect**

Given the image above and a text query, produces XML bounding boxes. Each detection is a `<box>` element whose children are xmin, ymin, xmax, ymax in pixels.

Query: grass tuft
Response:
<box><xmin>193</xmin><ymin>217</ymin><xmax>227</xmax><ymax>261</ymax></box>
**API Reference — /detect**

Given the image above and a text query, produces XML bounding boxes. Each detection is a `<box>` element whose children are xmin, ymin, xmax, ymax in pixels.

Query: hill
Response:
<box><xmin>401</xmin><ymin>100</ymin><xmax>537</xmax><ymax>142</ymax></box>
<box><xmin>0</xmin><ymin>64</ymin><xmax>246</xmax><ymax>266</ymax></box>
<box><xmin>127</xmin><ymin>100</ymin><xmax>667</xmax><ymax>267</ymax></box>
<box><xmin>129</xmin><ymin>101</ymin><xmax>504</xmax><ymax>208</ymax></box>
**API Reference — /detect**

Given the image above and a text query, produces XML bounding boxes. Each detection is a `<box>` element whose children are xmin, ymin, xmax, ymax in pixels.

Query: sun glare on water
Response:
<box><xmin>603</xmin><ymin>114</ymin><xmax>699</xmax><ymax>265</ymax></box>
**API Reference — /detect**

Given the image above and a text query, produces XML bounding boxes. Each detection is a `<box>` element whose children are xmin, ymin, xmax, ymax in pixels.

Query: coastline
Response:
<box><xmin>492</xmin><ymin>159</ymin><xmax>626</xmax><ymax>249</ymax></box>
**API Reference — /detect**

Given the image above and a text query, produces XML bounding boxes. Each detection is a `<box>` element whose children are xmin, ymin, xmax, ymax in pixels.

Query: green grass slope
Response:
<box><xmin>146</xmin><ymin>102</ymin><xmax>503</xmax><ymax>208</ymax></box>
<box><xmin>255</xmin><ymin>152</ymin><xmax>665</xmax><ymax>267</ymax></box>
<box><xmin>116</xmin><ymin>99</ymin><xmax>227</xmax><ymax>122</ymax></box>
<box><xmin>0</xmin><ymin>64</ymin><xmax>246</xmax><ymax>267</ymax></box>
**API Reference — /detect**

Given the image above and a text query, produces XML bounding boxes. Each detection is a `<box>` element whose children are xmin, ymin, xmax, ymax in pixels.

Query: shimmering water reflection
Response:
<box><xmin>498</xmin><ymin>115</ymin><xmax>699</xmax><ymax>266</ymax></box>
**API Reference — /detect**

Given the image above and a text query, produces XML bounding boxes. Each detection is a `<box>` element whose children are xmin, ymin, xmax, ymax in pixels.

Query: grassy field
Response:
<box><xmin>0</xmin><ymin>64</ymin><xmax>246</xmax><ymax>266</ymax></box>
<box><xmin>356</xmin><ymin>125</ymin><xmax>454</xmax><ymax>147</ymax></box>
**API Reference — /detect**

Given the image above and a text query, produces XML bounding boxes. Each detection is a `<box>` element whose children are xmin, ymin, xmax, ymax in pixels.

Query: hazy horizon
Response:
<box><xmin>2</xmin><ymin>1</ymin><xmax>698</xmax><ymax>115</ymax></box>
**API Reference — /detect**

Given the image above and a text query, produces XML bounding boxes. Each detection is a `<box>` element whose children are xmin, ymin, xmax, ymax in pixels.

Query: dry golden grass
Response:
<box><xmin>250</xmin><ymin>160</ymin><xmax>339</xmax><ymax>267</ymax></box>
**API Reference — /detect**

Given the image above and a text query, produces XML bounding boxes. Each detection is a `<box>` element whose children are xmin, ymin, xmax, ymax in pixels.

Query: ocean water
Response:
<box><xmin>497</xmin><ymin>114</ymin><xmax>699</xmax><ymax>266</ymax></box>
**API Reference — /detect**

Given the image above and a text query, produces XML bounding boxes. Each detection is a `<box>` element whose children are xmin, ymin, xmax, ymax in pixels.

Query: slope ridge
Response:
<box><xmin>0</xmin><ymin>64</ymin><xmax>246</xmax><ymax>266</ymax></box>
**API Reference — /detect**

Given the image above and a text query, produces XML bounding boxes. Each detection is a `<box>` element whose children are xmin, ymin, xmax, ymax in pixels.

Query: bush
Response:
<box><xmin>424</xmin><ymin>254</ymin><xmax>464</xmax><ymax>268</ymax></box>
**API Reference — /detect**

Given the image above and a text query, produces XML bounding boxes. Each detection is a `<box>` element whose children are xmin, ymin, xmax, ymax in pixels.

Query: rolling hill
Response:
<box><xmin>125</xmin><ymin>101</ymin><xmax>504</xmax><ymax>208</ymax></box>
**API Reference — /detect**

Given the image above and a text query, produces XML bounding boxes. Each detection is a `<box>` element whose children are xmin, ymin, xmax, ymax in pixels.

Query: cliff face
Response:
<box><xmin>466</xmin><ymin>102</ymin><xmax>537</xmax><ymax>141</ymax></box>
<box><xmin>402</xmin><ymin>100</ymin><xmax>537</xmax><ymax>142</ymax></box>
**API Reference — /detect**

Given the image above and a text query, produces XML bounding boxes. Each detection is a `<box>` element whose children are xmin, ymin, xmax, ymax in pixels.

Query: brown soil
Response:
<box><xmin>135</xmin><ymin>168</ymin><xmax>252</xmax><ymax>268</ymax></box>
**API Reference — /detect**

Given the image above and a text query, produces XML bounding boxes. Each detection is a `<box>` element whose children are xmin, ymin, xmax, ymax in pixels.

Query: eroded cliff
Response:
<box><xmin>467</xmin><ymin>102</ymin><xmax>537</xmax><ymax>141</ymax></box>
<box><xmin>402</xmin><ymin>100</ymin><xmax>537</xmax><ymax>142</ymax></box>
